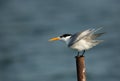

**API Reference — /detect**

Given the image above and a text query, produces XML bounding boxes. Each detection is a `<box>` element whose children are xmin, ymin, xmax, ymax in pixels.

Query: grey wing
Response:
<box><xmin>68</xmin><ymin>29</ymin><xmax>94</xmax><ymax>47</ymax></box>
<box><xmin>68</xmin><ymin>28</ymin><xmax>103</xmax><ymax>47</ymax></box>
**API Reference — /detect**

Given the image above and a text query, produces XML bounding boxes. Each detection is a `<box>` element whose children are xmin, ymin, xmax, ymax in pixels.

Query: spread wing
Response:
<box><xmin>68</xmin><ymin>27</ymin><xmax>103</xmax><ymax>47</ymax></box>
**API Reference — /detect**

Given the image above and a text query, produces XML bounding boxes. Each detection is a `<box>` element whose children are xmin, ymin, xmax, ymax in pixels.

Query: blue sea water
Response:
<box><xmin>0</xmin><ymin>0</ymin><xmax>120</xmax><ymax>81</ymax></box>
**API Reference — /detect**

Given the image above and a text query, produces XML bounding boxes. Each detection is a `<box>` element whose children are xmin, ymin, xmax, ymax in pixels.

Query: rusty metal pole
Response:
<box><xmin>75</xmin><ymin>55</ymin><xmax>86</xmax><ymax>81</ymax></box>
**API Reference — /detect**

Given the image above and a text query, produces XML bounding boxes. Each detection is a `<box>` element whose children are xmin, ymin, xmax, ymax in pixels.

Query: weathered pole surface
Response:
<box><xmin>75</xmin><ymin>55</ymin><xmax>86</xmax><ymax>81</ymax></box>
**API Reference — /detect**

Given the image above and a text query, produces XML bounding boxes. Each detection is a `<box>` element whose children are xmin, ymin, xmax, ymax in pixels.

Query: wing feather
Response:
<box><xmin>68</xmin><ymin>28</ymin><xmax>103</xmax><ymax>47</ymax></box>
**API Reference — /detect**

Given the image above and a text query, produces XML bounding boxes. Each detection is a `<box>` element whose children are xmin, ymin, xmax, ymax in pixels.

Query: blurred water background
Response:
<box><xmin>0</xmin><ymin>0</ymin><xmax>120</xmax><ymax>81</ymax></box>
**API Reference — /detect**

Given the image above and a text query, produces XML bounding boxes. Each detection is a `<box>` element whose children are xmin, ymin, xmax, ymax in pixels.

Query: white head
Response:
<box><xmin>49</xmin><ymin>34</ymin><xmax>72</xmax><ymax>44</ymax></box>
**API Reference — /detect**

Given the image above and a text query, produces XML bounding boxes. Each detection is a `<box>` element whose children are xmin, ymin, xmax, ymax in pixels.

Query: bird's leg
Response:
<box><xmin>81</xmin><ymin>50</ymin><xmax>85</xmax><ymax>56</ymax></box>
<box><xmin>77</xmin><ymin>52</ymin><xmax>80</xmax><ymax>56</ymax></box>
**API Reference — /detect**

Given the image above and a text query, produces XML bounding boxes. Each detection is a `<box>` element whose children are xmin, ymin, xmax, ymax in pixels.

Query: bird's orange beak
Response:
<box><xmin>49</xmin><ymin>37</ymin><xmax>60</xmax><ymax>41</ymax></box>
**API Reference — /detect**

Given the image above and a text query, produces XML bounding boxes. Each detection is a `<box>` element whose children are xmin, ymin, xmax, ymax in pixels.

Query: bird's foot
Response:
<box><xmin>77</xmin><ymin>52</ymin><xmax>80</xmax><ymax>56</ymax></box>
<box><xmin>81</xmin><ymin>50</ymin><xmax>85</xmax><ymax>57</ymax></box>
<box><xmin>77</xmin><ymin>50</ymin><xmax>85</xmax><ymax>57</ymax></box>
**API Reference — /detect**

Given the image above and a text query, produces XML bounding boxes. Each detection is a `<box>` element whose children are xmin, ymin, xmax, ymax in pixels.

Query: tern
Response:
<box><xmin>49</xmin><ymin>28</ymin><xmax>104</xmax><ymax>56</ymax></box>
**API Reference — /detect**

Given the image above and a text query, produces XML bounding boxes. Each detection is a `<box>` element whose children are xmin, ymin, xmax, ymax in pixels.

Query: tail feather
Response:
<box><xmin>91</xmin><ymin>33</ymin><xmax>105</xmax><ymax>39</ymax></box>
<box><xmin>91</xmin><ymin>40</ymin><xmax>104</xmax><ymax>46</ymax></box>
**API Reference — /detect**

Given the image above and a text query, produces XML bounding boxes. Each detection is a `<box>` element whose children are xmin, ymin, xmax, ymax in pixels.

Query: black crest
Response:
<box><xmin>60</xmin><ymin>34</ymin><xmax>72</xmax><ymax>38</ymax></box>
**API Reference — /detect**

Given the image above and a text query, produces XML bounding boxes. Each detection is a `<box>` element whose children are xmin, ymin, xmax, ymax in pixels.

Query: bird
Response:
<box><xmin>49</xmin><ymin>28</ymin><xmax>104</xmax><ymax>56</ymax></box>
